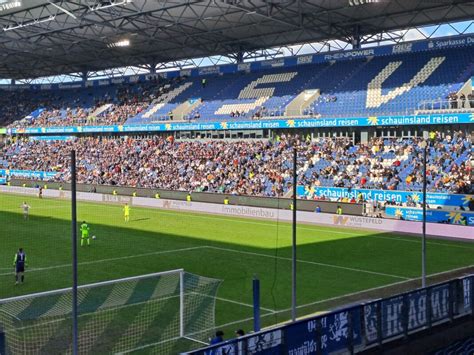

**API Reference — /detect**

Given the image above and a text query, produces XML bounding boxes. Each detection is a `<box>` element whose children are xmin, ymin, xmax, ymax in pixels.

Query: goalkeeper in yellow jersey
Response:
<box><xmin>123</xmin><ymin>203</ymin><xmax>130</xmax><ymax>222</ymax></box>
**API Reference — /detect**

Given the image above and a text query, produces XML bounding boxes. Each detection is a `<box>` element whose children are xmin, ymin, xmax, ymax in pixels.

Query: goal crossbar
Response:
<box><xmin>0</xmin><ymin>268</ymin><xmax>185</xmax><ymax>304</ymax></box>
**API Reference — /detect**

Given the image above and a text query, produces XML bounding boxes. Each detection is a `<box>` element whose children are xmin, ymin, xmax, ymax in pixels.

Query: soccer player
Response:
<box><xmin>80</xmin><ymin>221</ymin><xmax>90</xmax><ymax>246</ymax></box>
<box><xmin>21</xmin><ymin>201</ymin><xmax>31</xmax><ymax>220</ymax></box>
<box><xmin>13</xmin><ymin>248</ymin><xmax>27</xmax><ymax>285</ymax></box>
<box><xmin>123</xmin><ymin>203</ymin><xmax>130</xmax><ymax>222</ymax></box>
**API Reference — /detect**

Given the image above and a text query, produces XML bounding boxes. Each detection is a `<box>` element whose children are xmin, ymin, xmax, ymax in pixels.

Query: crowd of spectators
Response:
<box><xmin>1</xmin><ymin>132</ymin><xmax>471</xmax><ymax>197</ymax></box>
<box><xmin>3</xmin><ymin>77</ymin><xmax>183</xmax><ymax>128</ymax></box>
<box><xmin>447</xmin><ymin>92</ymin><xmax>474</xmax><ymax>109</ymax></box>
<box><xmin>0</xmin><ymin>90</ymin><xmax>58</xmax><ymax>126</ymax></box>
<box><xmin>0</xmin><ymin>134</ymin><xmax>303</xmax><ymax>196</ymax></box>
<box><xmin>304</xmin><ymin>130</ymin><xmax>471</xmax><ymax>194</ymax></box>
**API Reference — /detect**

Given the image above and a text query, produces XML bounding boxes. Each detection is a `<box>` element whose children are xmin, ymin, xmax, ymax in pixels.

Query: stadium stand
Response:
<box><xmin>1</xmin><ymin>132</ymin><xmax>471</xmax><ymax>196</ymax></box>
<box><xmin>1</xmin><ymin>1</ymin><xmax>474</xmax><ymax>354</ymax></box>
<box><xmin>3</xmin><ymin>78</ymin><xmax>177</xmax><ymax>127</ymax></box>
<box><xmin>2</xmin><ymin>45</ymin><xmax>473</xmax><ymax>127</ymax></box>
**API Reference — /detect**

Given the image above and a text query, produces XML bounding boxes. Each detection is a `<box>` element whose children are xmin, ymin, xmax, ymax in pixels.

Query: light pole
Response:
<box><xmin>420</xmin><ymin>140</ymin><xmax>428</xmax><ymax>288</ymax></box>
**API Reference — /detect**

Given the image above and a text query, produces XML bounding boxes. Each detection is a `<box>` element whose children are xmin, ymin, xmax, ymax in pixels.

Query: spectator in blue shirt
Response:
<box><xmin>210</xmin><ymin>330</ymin><xmax>224</xmax><ymax>345</ymax></box>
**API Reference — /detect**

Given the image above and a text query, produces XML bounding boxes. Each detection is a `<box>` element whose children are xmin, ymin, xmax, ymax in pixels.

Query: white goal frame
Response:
<box><xmin>0</xmin><ymin>268</ymin><xmax>219</xmax><ymax>354</ymax></box>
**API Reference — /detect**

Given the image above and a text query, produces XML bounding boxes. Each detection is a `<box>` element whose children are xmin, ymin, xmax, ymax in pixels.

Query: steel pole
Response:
<box><xmin>292</xmin><ymin>147</ymin><xmax>297</xmax><ymax>322</ymax></box>
<box><xmin>422</xmin><ymin>142</ymin><xmax>427</xmax><ymax>288</ymax></box>
<box><xmin>253</xmin><ymin>276</ymin><xmax>261</xmax><ymax>332</ymax></box>
<box><xmin>71</xmin><ymin>150</ymin><xmax>78</xmax><ymax>355</ymax></box>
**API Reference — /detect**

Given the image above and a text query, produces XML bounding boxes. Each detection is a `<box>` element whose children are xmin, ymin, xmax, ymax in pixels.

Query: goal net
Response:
<box><xmin>0</xmin><ymin>269</ymin><xmax>222</xmax><ymax>354</ymax></box>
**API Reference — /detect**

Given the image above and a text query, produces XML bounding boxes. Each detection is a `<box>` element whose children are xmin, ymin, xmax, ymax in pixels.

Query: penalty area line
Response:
<box><xmin>0</xmin><ymin>246</ymin><xmax>207</xmax><ymax>277</ymax></box>
<box><xmin>204</xmin><ymin>245</ymin><xmax>411</xmax><ymax>280</ymax></box>
<box><xmin>192</xmin><ymin>292</ymin><xmax>276</xmax><ymax>313</ymax></box>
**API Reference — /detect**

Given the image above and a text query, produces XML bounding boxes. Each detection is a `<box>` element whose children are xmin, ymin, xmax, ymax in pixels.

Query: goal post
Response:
<box><xmin>0</xmin><ymin>269</ymin><xmax>222</xmax><ymax>354</ymax></box>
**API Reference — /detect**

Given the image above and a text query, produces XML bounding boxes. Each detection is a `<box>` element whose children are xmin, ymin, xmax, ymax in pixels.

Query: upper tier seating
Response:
<box><xmin>1</xmin><ymin>45</ymin><xmax>473</xmax><ymax>127</ymax></box>
<box><xmin>129</xmin><ymin>46</ymin><xmax>473</xmax><ymax>123</ymax></box>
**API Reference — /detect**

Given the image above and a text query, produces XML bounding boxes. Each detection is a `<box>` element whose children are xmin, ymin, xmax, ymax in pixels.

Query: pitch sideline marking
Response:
<box><xmin>2</xmin><ymin>193</ymin><xmax>472</xmax><ymax>251</ymax></box>
<box><xmin>204</xmin><ymin>245</ymin><xmax>411</xmax><ymax>280</ymax></box>
<box><xmin>90</xmin><ymin>206</ymin><xmax>474</xmax><ymax>251</ymax></box>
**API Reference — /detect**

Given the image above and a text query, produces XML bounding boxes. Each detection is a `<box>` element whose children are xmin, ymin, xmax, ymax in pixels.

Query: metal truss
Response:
<box><xmin>0</xmin><ymin>0</ymin><xmax>473</xmax><ymax>81</ymax></box>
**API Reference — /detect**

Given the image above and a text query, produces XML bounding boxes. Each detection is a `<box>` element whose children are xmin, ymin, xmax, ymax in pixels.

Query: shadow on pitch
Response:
<box><xmin>1</xmin><ymin>206</ymin><xmax>473</xmax><ymax>311</ymax></box>
<box><xmin>130</xmin><ymin>217</ymin><xmax>151</xmax><ymax>222</ymax></box>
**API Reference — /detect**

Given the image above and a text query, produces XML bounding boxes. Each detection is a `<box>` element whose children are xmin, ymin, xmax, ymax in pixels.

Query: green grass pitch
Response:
<box><xmin>1</xmin><ymin>192</ymin><xmax>474</xmax><ymax>350</ymax></box>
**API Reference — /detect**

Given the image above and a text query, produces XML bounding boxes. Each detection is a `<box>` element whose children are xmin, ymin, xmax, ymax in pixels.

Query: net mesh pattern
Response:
<box><xmin>0</xmin><ymin>271</ymin><xmax>221</xmax><ymax>354</ymax></box>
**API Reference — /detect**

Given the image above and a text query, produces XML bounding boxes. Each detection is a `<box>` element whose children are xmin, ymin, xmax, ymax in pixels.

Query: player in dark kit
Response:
<box><xmin>13</xmin><ymin>248</ymin><xmax>27</xmax><ymax>285</ymax></box>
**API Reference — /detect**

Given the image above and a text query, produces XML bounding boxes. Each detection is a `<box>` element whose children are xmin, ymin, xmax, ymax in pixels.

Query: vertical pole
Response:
<box><xmin>422</xmin><ymin>142</ymin><xmax>427</xmax><ymax>288</ymax></box>
<box><xmin>292</xmin><ymin>147</ymin><xmax>297</xmax><ymax>322</ymax></box>
<box><xmin>253</xmin><ymin>276</ymin><xmax>261</xmax><ymax>332</ymax></box>
<box><xmin>71</xmin><ymin>150</ymin><xmax>78</xmax><ymax>355</ymax></box>
<box><xmin>0</xmin><ymin>327</ymin><xmax>5</xmax><ymax>355</ymax></box>
<box><xmin>470</xmin><ymin>275</ymin><xmax>474</xmax><ymax>317</ymax></box>
<box><xmin>180</xmin><ymin>270</ymin><xmax>184</xmax><ymax>337</ymax></box>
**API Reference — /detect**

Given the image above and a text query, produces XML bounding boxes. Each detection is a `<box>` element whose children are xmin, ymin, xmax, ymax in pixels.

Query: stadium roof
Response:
<box><xmin>1</xmin><ymin>0</ymin><xmax>474</xmax><ymax>80</ymax></box>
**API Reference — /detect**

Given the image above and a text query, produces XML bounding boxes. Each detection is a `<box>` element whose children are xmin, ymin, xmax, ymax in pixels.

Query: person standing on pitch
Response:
<box><xmin>123</xmin><ymin>203</ymin><xmax>130</xmax><ymax>222</ymax></box>
<box><xmin>80</xmin><ymin>221</ymin><xmax>91</xmax><ymax>246</ymax></box>
<box><xmin>13</xmin><ymin>248</ymin><xmax>27</xmax><ymax>285</ymax></box>
<box><xmin>21</xmin><ymin>201</ymin><xmax>31</xmax><ymax>220</ymax></box>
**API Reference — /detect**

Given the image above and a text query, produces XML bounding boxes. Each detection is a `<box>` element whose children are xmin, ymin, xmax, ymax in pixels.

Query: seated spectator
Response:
<box><xmin>0</xmin><ymin>132</ymin><xmax>471</xmax><ymax>197</ymax></box>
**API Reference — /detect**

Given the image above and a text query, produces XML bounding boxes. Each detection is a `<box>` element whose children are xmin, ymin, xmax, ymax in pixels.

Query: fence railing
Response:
<box><xmin>417</xmin><ymin>99</ymin><xmax>474</xmax><ymax>112</ymax></box>
<box><xmin>184</xmin><ymin>274</ymin><xmax>474</xmax><ymax>354</ymax></box>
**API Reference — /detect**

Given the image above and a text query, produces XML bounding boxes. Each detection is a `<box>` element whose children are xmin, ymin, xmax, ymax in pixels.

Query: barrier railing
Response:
<box><xmin>417</xmin><ymin>99</ymin><xmax>474</xmax><ymax>112</ymax></box>
<box><xmin>184</xmin><ymin>275</ymin><xmax>474</xmax><ymax>354</ymax></box>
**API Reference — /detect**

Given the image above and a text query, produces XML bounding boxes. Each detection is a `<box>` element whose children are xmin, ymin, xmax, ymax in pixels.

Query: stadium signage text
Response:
<box><xmin>333</xmin><ymin>215</ymin><xmax>384</xmax><ymax>228</ymax></box>
<box><xmin>324</xmin><ymin>48</ymin><xmax>375</xmax><ymax>60</ymax></box>
<box><xmin>0</xmin><ymin>169</ymin><xmax>57</xmax><ymax>180</ymax></box>
<box><xmin>385</xmin><ymin>206</ymin><xmax>474</xmax><ymax>226</ymax></box>
<box><xmin>222</xmin><ymin>205</ymin><xmax>275</xmax><ymax>218</ymax></box>
<box><xmin>285</xmin><ymin>309</ymin><xmax>362</xmax><ymax>354</ymax></box>
<box><xmin>429</xmin><ymin>36</ymin><xmax>474</xmax><ymax>49</ymax></box>
<box><xmin>392</xmin><ymin>43</ymin><xmax>413</xmax><ymax>54</ymax></box>
<box><xmin>5</xmin><ymin>112</ymin><xmax>473</xmax><ymax>136</ymax></box>
<box><xmin>364</xmin><ymin>284</ymin><xmax>450</xmax><ymax>343</ymax></box>
<box><xmin>297</xmin><ymin>186</ymin><xmax>472</xmax><ymax>208</ymax></box>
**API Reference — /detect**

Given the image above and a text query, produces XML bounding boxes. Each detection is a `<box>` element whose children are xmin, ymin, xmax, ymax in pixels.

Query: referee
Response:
<box><xmin>13</xmin><ymin>248</ymin><xmax>27</xmax><ymax>285</ymax></box>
